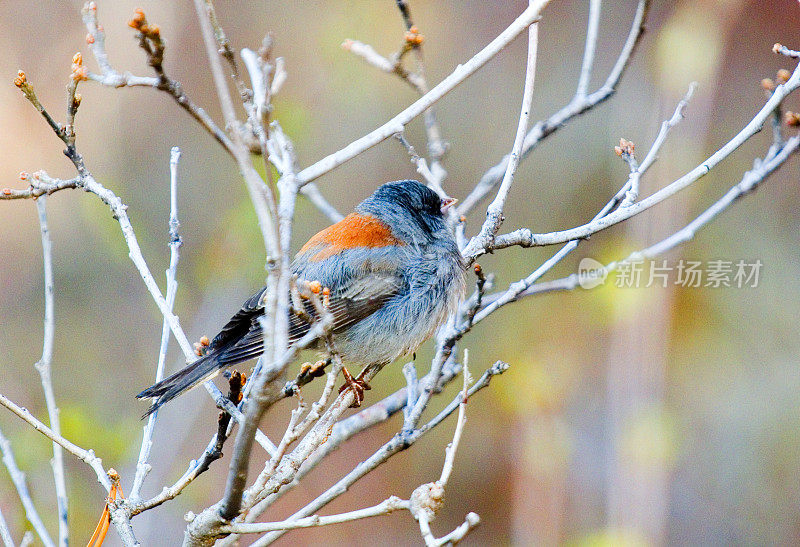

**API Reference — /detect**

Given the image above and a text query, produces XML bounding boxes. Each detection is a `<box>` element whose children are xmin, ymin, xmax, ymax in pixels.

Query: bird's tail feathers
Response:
<box><xmin>137</xmin><ymin>352</ymin><xmax>225</xmax><ymax>418</ymax></box>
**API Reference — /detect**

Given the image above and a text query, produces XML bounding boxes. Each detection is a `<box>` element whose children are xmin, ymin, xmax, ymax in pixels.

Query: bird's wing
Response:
<box><xmin>207</xmin><ymin>286</ymin><xmax>268</xmax><ymax>352</ymax></box>
<box><xmin>215</xmin><ymin>268</ymin><xmax>404</xmax><ymax>366</ymax></box>
<box><xmin>137</xmin><ymin>213</ymin><xmax>407</xmax><ymax>416</ymax></box>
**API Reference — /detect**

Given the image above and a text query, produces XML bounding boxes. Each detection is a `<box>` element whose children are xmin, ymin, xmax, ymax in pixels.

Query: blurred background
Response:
<box><xmin>1</xmin><ymin>0</ymin><xmax>799</xmax><ymax>545</ymax></box>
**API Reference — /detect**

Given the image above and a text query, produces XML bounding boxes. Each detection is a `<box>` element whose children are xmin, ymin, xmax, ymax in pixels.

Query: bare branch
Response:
<box><xmin>420</xmin><ymin>512</ymin><xmax>481</xmax><ymax>547</ymax></box>
<box><xmin>0</xmin><ymin>506</ymin><xmax>13</xmax><ymax>547</ymax></box>
<box><xmin>130</xmin><ymin>147</ymin><xmax>183</xmax><ymax>502</ymax></box>
<box><xmin>33</xmin><ymin>197</ymin><xmax>68</xmax><ymax>547</ymax></box>
<box><xmin>774</xmin><ymin>43</ymin><xmax>800</xmax><ymax>58</ymax></box>
<box><xmin>250</xmin><ymin>361</ymin><xmax>508</xmax><ymax>545</ymax></box>
<box><xmin>471</xmin><ymin>62</ymin><xmax>800</xmax><ymax>256</ymax></box>
<box><xmin>620</xmin><ymin>83</ymin><xmax>697</xmax><ymax>207</ymax></box>
<box><xmin>81</xmin><ymin>2</ymin><xmax>234</xmax><ymax>154</ymax></box>
<box><xmin>460</xmin><ymin>16</ymin><xmax>540</xmax><ymax>258</ymax></box>
<box><xmin>219</xmin><ymin>496</ymin><xmax>408</xmax><ymax>535</ymax></box>
<box><xmin>479</xmin><ymin>133</ymin><xmax>800</xmax><ymax>306</ymax></box>
<box><xmin>342</xmin><ymin>39</ymin><xmax>426</xmax><ymax>91</ymax></box>
<box><xmin>193</xmin><ymin>0</ymin><xmax>280</xmax><ymax>261</ymax></box>
<box><xmin>296</xmin><ymin>1</ymin><xmax>552</xmax><ymax>186</ymax></box>
<box><xmin>458</xmin><ymin>0</ymin><xmax>649</xmax><ymax>215</ymax></box>
<box><xmin>439</xmin><ymin>357</ymin><xmax>470</xmax><ymax>487</ymax></box>
<box><xmin>576</xmin><ymin>0</ymin><xmax>602</xmax><ymax>98</ymax></box>
<box><xmin>0</xmin><ymin>428</ymin><xmax>54</xmax><ymax>547</ymax></box>
<box><xmin>0</xmin><ymin>394</ymin><xmax>111</xmax><ymax>491</ymax></box>
<box><xmin>455</xmin><ymin>81</ymin><xmax>695</xmax><ymax>309</ymax></box>
<box><xmin>0</xmin><ymin>173</ymin><xmax>80</xmax><ymax>200</ymax></box>
<box><xmin>129</xmin><ymin>372</ymin><xmax>247</xmax><ymax>516</ymax></box>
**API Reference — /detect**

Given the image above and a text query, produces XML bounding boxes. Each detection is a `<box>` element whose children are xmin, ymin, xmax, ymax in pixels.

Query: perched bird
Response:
<box><xmin>137</xmin><ymin>180</ymin><xmax>466</xmax><ymax>416</ymax></box>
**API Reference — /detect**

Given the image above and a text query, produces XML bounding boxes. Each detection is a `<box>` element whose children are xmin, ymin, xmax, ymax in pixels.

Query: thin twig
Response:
<box><xmin>33</xmin><ymin>197</ymin><xmax>68</xmax><ymax>547</ymax></box>
<box><xmin>403</xmin><ymin>361</ymin><xmax>419</xmax><ymax>421</ymax></box>
<box><xmin>392</xmin><ymin>1</ymin><xmax>448</xmax><ymax>170</ymax></box>
<box><xmin>460</xmin><ymin>16</ymin><xmax>538</xmax><ymax>258</ymax></box>
<box><xmin>192</xmin><ymin>0</ymin><xmax>280</xmax><ymax>264</ymax></box>
<box><xmin>470</xmin><ymin>60</ymin><xmax>800</xmax><ymax>256</ymax></box>
<box><xmin>81</xmin><ymin>2</ymin><xmax>234</xmax><ymax>154</ymax></box>
<box><xmin>0</xmin><ymin>428</ymin><xmax>54</xmax><ymax>547</ymax></box>
<box><xmin>219</xmin><ymin>496</ymin><xmax>408</xmax><ymax>535</ymax></box>
<box><xmin>576</xmin><ymin>0</ymin><xmax>602</xmax><ymax>99</ymax></box>
<box><xmin>0</xmin><ymin>505</ymin><xmax>13</xmax><ymax>547</ymax></box>
<box><xmin>412</xmin><ymin>353</ymin><xmax>474</xmax><ymax>546</ymax></box>
<box><xmin>127</xmin><ymin>371</ymin><xmax>244</xmax><ymax>516</ymax></box>
<box><xmin>342</xmin><ymin>40</ymin><xmax>426</xmax><ymax>91</ymax></box>
<box><xmin>0</xmin><ymin>394</ymin><xmax>112</xmax><ymax>491</ymax></box>
<box><xmin>621</xmin><ymin>83</ymin><xmax>697</xmax><ymax>207</ymax></box>
<box><xmin>479</xmin><ymin>133</ymin><xmax>800</xmax><ymax>307</ymax></box>
<box><xmin>296</xmin><ymin>1</ymin><xmax>552</xmax><ymax>186</ymax></box>
<box><xmin>0</xmin><ymin>174</ymin><xmax>80</xmax><ymax>200</ymax></box>
<box><xmin>249</xmin><ymin>361</ymin><xmax>508</xmax><ymax>546</ymax></box>
<box><xmin>201</xmin><ymin>0</ymin><xmax>249</xmax><ymax>103</ymax></box>
<box><xmin>439</xmin><ymin>356</ymin><xmax>470</xmax><ymax>486</ymax></box>
<box><xmin>458</xmin><ymin>0</ymin><xmax>649</xmax><ymax>216</ymax></box>
<box><xmin>130</xmin><ymin>147</ymin><xmax>183</xmax><ymax>502</ymax></box>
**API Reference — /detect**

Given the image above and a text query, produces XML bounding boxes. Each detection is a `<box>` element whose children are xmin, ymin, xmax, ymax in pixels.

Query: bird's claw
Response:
<box><xmin>339</xmin><ymin>367</ymin><xmax>371</xmax><ymax>408</ymax></box>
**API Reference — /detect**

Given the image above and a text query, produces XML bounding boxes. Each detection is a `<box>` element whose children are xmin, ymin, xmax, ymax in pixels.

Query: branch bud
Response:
<box><xmin>129</xmin><ymin>8</ymin><xmax>146</xmax><ymax>30</ymax></box>
<box><xmin>404</xmin><ymin>26</ymin><xmax>424</xmax><ymax>46</ymax></box>
<box><xmin>71</xmin><ymin>66</ymin><xmax>89</xmax><ymax>81</ymax></box>
<box><xmin>615</xmin><ymin>138</ymin><xmax>635</xmax><ymax>157</ymax></box>
<box><xmin>107</xmin><ymin>468</ymin><xmax>120</xmax><ymax>483</ymax></box>
<box><xmin>13</xmin><ymin>70</ymin><xmax>26</xmax><ymax>88</ymax></box>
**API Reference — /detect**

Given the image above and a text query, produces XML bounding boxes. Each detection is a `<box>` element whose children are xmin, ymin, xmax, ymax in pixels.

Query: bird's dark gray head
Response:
<box><xmin>357</xmin><ymin>180</ymin><xmax>454</xmax><ymax>243</ymax></box>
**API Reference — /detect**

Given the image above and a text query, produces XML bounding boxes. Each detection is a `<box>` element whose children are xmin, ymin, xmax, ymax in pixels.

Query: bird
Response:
<box><xmin>137</xmin><ymin>180</ymin><xmax>466</xmax><ymax>417</ymax></box>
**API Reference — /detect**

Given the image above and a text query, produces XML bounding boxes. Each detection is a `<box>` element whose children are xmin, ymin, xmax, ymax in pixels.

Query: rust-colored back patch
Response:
<box><xmin>299</xmin><ymin>213</ymin><xmax>404</xmax><ymax>261</ymax></box>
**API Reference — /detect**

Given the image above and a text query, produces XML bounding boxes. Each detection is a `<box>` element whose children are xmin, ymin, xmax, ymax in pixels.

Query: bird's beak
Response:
<box><xmin>440</xmin><ymin>197</ymin><xmax>458</xmax><ymax>214</ymax></box>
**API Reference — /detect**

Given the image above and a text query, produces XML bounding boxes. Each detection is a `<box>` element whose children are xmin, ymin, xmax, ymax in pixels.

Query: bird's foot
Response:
<box><xmin>339</xmin><ymin>367</ymin><xmax>371</xmax><ymax>408</ymax></box>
